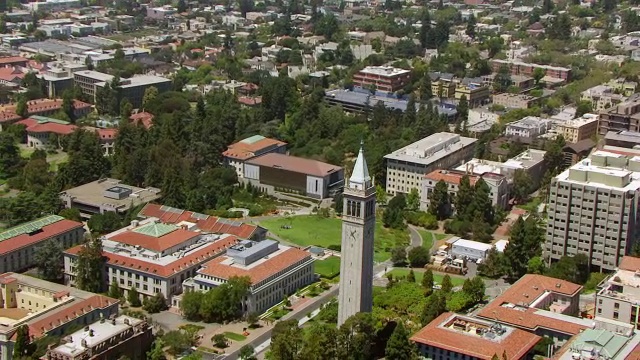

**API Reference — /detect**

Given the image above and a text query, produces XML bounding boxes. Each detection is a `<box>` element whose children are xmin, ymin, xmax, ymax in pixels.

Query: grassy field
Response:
<box><xmin>315</xmin><ymin>256</ymin><xmax>340</xmax><ymax>279</ymax></box>
<box><xmin>389</xmin><ymin>268</ymin><xmax>465</xmax><ymax>287</ymax></box>
<box><xmin>223</xmin><ymin>332</ymin><xmax>246</xmax><ymax>341</ymax></box>
<box><xmin>260</xmin><ymin>215</ymin><xmax>410</xmax><ymax>262</ymax></box>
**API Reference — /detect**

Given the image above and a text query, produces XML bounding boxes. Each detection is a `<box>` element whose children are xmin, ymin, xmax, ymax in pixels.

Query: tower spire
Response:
<box><xmin>349</xmin><ymin>140</ymin><xmax>372</xmax><ymax>190</ymax></box>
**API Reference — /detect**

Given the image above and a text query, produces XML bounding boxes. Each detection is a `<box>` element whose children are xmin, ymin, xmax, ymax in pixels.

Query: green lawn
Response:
<box><xmin>223</xmin><ymin>332</ymin><xmax>246</xmax><ymax>341</ymax></box>
<box><xmin>389</xmin><ymin>268</ymin><xmax>465</xmax><ymax>287</ymax></box>
<box><xmin>517</xmin><ymin>197</ymin><xmax>542</xmax><ymax>213</ymax></box>
<box><xmin>260</xmin><ymin>215</ymin><xmax>409</xmax><ymax>262</ymax></box>
<box><xmin>315</xmin><ymin>256</ymin><xmax>340</xmax><ymax>279</ymax></box>
<box><xmin>418</xmin><ymin>230</ymin><xmax>434</xmax><ymax>250</ymax></box>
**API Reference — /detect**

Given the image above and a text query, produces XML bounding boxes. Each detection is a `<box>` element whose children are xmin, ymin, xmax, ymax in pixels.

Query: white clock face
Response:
<box><xmin>349</xmin><ymin>228</ymin><xmax>361</xmax><ymax>242</ymax></box>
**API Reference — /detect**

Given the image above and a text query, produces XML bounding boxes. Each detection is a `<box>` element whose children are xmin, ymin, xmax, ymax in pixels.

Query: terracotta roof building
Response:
<box><xmin>223</xmin><ymin>134</ymin><xmax>287</xmax><ymax>179</ymax></box>
<box><xmin>5</xmin><ymin>98</ymin><xmax>92</xmax><ymax>119</ymax></box>
<box><xmin>64</xmin><ymin>217</ymin><xmax>241</xmax><ymax>303</ymax></box>
<box><xmin>245</xmin><ymin>152</ymin><xmax>344</xmax><ymax>199</ymax></box>
<box><xmin>16</xmin><ymin>116</ymin><xmax>77</xmax><ymax>149</ymax></box>
<box><xmin>179</xmin><ymin>239</ymin><xmax>314</xmax><ymax>314</ymax></box>
<box><xmin>476</xmin><ymin>274</ymin><xmax>588</xmax><ymax>348</ymax></box>
<box><xmin>0</xmin><ymin>273</ymin><xmax>119</xmax><ymax>359</ymax></box>
<box><xmin>0</xmin><ymin>215</ymin><xmax>84</xmax><ymax>274</ymax></box>
<box><xmin>129</xmin><ymin>111</ymin><xmax>154</xmax><ymax>129</ymax></box>
<box><xmin>411</xmin><ymin>312</ymin><xmax>541</xmax><ymax>360</ymax></box>
<box><xmin>0</xmin><ymin>56</ymin><xmax>28</xmax><ymax>68</ymax></box>
<box><xmin>138</xmin><ymin>203</ymin><xmax>267</xmax><ymax>241</ymax></box>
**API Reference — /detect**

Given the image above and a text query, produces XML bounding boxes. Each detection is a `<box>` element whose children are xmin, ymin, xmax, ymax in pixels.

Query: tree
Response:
<box><xmin>385</xmin><ymin>322</ymin><xmax>415</xmax><ymax>360</ymax></box>
<box><xmin>547</xmin><ymin>254</ymin><xmax>590</xmax><ymax>284</ymax></box>
<box><xmin>142</xmin><ymin>86</ymin><xmax>158</xmax><ymax>110</ymax></box>
<box><xmin>127</xmin><ymin>287</ymin><xmax>141</xmax><ymax>307</ymax></box>
<box><xmin>420</xmin><ymin>74</ymin><xmax>433</xmax><ymax>102</ymax></box>
<box><xmin>542</xmin><ymin>0</ymin><xmax>554</xmax><ymax>14</ymax></box>
<box><xmin>462</xmin><ymin>276</ymin><xmax>485</xmax><ymax>303</ymax></box>
<box><xmin>466</xmin><ymin>14</ymin><xmax>476</xmax><ymax>39</ymax></box>
<box><xmin>180</xmin><ymin>291</ymin><xmax>204</xmax><ymax>321</ymax></box>
<box><xmin>147</xmin><ymin>339</ymin><xmax>166</xmax><ymax>360</ymax></box>
<box><xmin>548</xmin><ymin>13</ymin><xmax>571</xmax><ymax>40</ymax></box>
<box><xmin>406</xmin><ymin>188</ymin><xmax>420</xmax><ymax>211</ymax></box>
<box><xmin>533</xmin><ymin>67</ymin><xmax>545</xmax><ymax>86</ymax></box>
<box><xmin>455</xmin><ymin>175</ymin><xmax>474</xmax><ymax>217</ymax></box>
<box><xmin>334</xmin><ymin>192</ymin><xmax>343</xmax><ymax>215</ymax></box>
<box><xmin>62</xmin><ymin>90</ymin><xmax>75</xmax><ymax>123</ymax></box>
<box><xmin>87</xmin><ymin>211</ymin><xmax>122</xmax><ymax>234</ymax></box>
<box><xmin>268</xmin><ymin>319</ymin><xmax>302</xmax><ymax>360</ymax></box>
<box><xmin>337</xmin><ymin>313</ymin><xmax>375</xmax><ymax>360</ymax></box>
<box><xmin>441</xmin><ymin>274</ymin><xmax>453</xmax><ymax>293</ymax></box>
<box><xmin>34</xmin><ymin>240</ymin><xmax>64</xmax><ymax>282</ymax></box>
<box><xmin>457</xmin><ymin>94</ymin><xmax>469</xmax><ymax>125</ymax></box>
<box><xmin>240</xmin><ymin>344</ymin><xmax>257</xmax><ymax>360</ymax></box>
<box><xmin>314</xmin><ymin>13</ymin><xmax>340</xmax><ymax>41</ymax></box>
<box><xmin>576</xmin><ymin>100</ymin><xmax>593</xmax><ymax>117</ymax></box>
<box><xmin>16</xmin><ymin>96</ymin><xmax>28</xmax><ymax>118</ymax></box>
<box><xmin>75</xmin><ymin>236</ymin><xmax>104</xmax><ymax>293</ymax></box>
<box><xmin>503</xmin><ymin>216</ymin><xmax>544</xmax><ymax>282</ymax></box>
<box><xmin>391</xmin><ymin>246</ymin><xmax>407</xmax><ymax>265</ymax></box>
<box><xmin>299</xmin><ymin>321</ymin><xmax>339</xmax><ymax>359</ymax></box>
<box><xmin>428</xmin><ymin>180</ymin><xmax>450</xmax><ymax>220</ymax></box>
<box><xmin>407</xmin><ymin>269</ymin><xmax>416</xmax><ymax>282</ymax></box>
<box><xmin>59</xmin><ymin>208</ymin><xmax>81</xmax><ymax>221</ymax></box>
<box><xmin>143</xmin><ymin>292</ymin><xmax>168</xmax><ymax>313</ymax></box>
<box><xmin>512</xmin><ymin>169</ymin><xmax>532</xmax><ymax>204</ymax></box>
<box><xmin>376</xmin><ymin>184</ymin><xmax>387</xmax><ymax>204</ymax></box>
<box><xmin>408</xmin><ymin>246</ymin><xmax>430</xmax><ymax>268</ymax></box>
<box><xmin>13</xmin><ymin>325</ymin><xmax>30</xmax><ymax>358</ymax></box>
<box><xmin>108</xmin><ymin>280</ymin><xmax>122</xmax><ymax>299</ymax></box>
<box><xmin>212</xmin><ymin>334</ymin><xmax>228</xmax><ymax>348</ymax></box>
<box><xmin>494</xmin><ymin>65</ymin><xmax>512</xmax><ymax>93</ymax></box>
<box><xmin>527</xmin><ymin>256</ymin><xmax>546</xmax><ymax>274</ymax></box>
<box><xmin>120</xmin><ymin>98</ymin><xmax>133</xmax><ymax>119</ymax></box>
<box><xmin>478</xmin><ymin>247</ymin><xmax>503</xmax><ymax>278</ymax></box>
<box><xmin>177</xmin><ymin>0</ymin><xmax>187</xmax><ymax>12</ymax></box>
<box><xmin>0</xmin><ymin>132</ymin><xmax>21</xmax><ymax>179</ymax></box>
<box><xmin>422</xmin><ymin>268</ymin><xmax>434</xmax><ymax>294</ymax></box>
<box><xmin>163</xmin><ymin>330</ymin><xmax>192</xmax><ymax>355</ymax></box>
<box><xmin>421</xmin><ymin>291</ymin><xmax>446</xmax><ymax>326</ymax></box>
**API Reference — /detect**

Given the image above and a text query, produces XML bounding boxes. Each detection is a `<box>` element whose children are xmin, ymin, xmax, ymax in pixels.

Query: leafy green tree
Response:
<box><xmin>142</xmin><ymin>86</ymin><xmax>158</xmax><ymax>110</ymax></box>
<box><xmin>108</xmin><ymin>280</ymin><xmax>122</xmax><ymax>299</ymax></box>
<box><xmin>441</xmin><ymin>274</ymin><xmax>453</xmax><ymax>293</ymax></box>
<box><xmin>127</xmin><ymin>287</ymin><xmax>141</xmax><ymax>307</ymax></box>
<box><xmin>546</xmin><ymin>253</ymin><xmax>590</xmax><ymax>284</ymax></box>
<box><xmin>34</xmin><ymin>240</ymin><xmax>64</xmax><ymax>282</ymax></box>
<box><xmin>299</xmin><ymin>322</ymin><xmax>338</xmax><ymax>360</ymax></box>
<box><xmin>462</xmin><ymin>276</ymin><xmax>485</xmax><ymax>303</ymax></box>
<box><xmin>576</xmin><ymin>100</ymin><xmax>593</xmax><ymax>117</ymax></box>
<box><xmin>268</xmin><ymin>319</ymin><xmax>302</xmax><ymax>360</ymax></box>
<box><xmin>87</xmin><ymin>211</ymin><xmax>122</xmax><ymax>234</ymax></box>
<box><xmin>406</xmin><ymin>188</ymin><xmax>420</xmax><ymax>211</ymax></box>
<box><xmin>391</xmin><ymin>246</ymin><xmax>407</xmax><ymax>266</ymax></box>
<box><xmin>0</xmin><ymin>132</ymin><xmax>21</xmax><ymax>179</ymax></box>
<box><xmin>533</xmin><ymin>67</ymin><xmax>545</xmax><ymax>86</ymax></box>
<box><xmin>422</xmin><ymin>268</ymin><xmax>434</xmax><ymax>294</ymax></box>
<box><xmin>527</xmin><ymin>256</ymin><xmax>546</xmax><ymax>274</ymax></box>
<box><xmin>465</xmin><ymin>14</ymin><xmax>476</xmax><ymax>39</ymax></box>
<box><xmin>239</xmin><ymin>344</ymin><xmax>257</xmax><ymax>360</ymax></box>
<box><xmin>493</xmin><ymin>65</ymin><xmax>512</xmax><ymax>93</ymax></box>
<box><xmin>162</xmin><ymin>330</ymin><xmax>191</xmax><ymax>355</ymax></box>
<box><xmin>314</xmin><ymin>13</ymin><xmax>340</xmax><ymax>41</ymax></box>
<box><xmin>62</xmin><ymin>90</ymin><xmax>75</xmax><ymax>123</ymax></box>
<box><xmin>147</xmin><ymin>338</ymin><xmax>166</xmax><ymax>360</ymax></box>
<box><xmin>75</xmin><ymin>236</ymin><xmax>104</xmax><ymax>293</ymax></box>
<box><xmin>59</xmin><ymin>208</ymin><xmax>81</xmax><ymax>221</ymax></box>
<box><xmin>13</xmin><ymin>325</ymin><xmax>31</xmax><ymax>358</ymax></box>
<box><xmin>143</xmin><ymin>292</ymin><xmax>167</xmax><ymax>313</ymax></box>
<box><xmin>478</xmin><ymin>247</ymin><xmax>504</xmax><ymax>278</ymax></box>
<box><xmin>334</xmin><ymin>192</ymin><xmax>343</xmax><ymax>215</ymax></box>
<box><xmin>385</xmin><ymin>322</ymin><xmax>415</xmax><ymax>360</ymax></box>
<box><xmin>455</xmin><ymin>175</ymin><xmax>474</xmax><ymax>217</ymax></box>
<box><xmin>429</xmin><ymin>179</ymin><xmax>450</xmax><ymax>220</ymax></box>
<box><xmin>20</xmin><ymin>156</ymin><xmax>50</xmax><ymax>195</ymax></box>
<box><xmin>512</xmin><ymin>169</ymin><xmax>532</xmax><ymax>204</ymax></box>
<box><xmin>180</xmin><ymin>291</ymin><xmax>204</xmax><ymax>321</ymax></box>
<box><xmin>15</xmin><ymin>96</ymin><xmax>28</xmax><ymax>118</ymax></box>
<box><xmin>120</xmin><ymin>98</ymin><xmax>133</xmax><ymax>119</ymax></box>
<box><xmin>408</xmin><ymin>246</ymin><xmax>430</xmax><ymax>268</ymax></box>
<box><xmin>548</xmin><ymin>13</ymin><xmax>571</xmax><ymax>40</ymax></box>
<box><xmin>376</xmin><ymin>185</ymin><xmax>387</xmax><ymax>204</ymax></box>
<box><xmin>337</xmin><ymin>313</ymin><xmax>375</xmax><ymax>360</ymax></box>
<box><xmin>503</xmin><ymin>216</ymin><xmax>544</xmax><ymax>282</ymax></box>
<box><xmin>177</xmin><ymin>0</ymin><xmax>187</xmax><ymax>12</ymax></box>
<box><xmin>421</xmin><ymin>291</ymin><xmax>446</xmax><ymax>326</ymax></box>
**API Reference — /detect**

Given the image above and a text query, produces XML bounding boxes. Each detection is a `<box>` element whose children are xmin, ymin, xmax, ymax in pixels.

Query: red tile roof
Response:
<box><xmin>0</xmin><ymin>56</ymin><xmax>28</xmax><ymax>66</ymax></box>
<box><xmin>27</xmin><ymin>295</ymin><xmax>118</xmax><ymax>338</ymax></box>
<box><xmin>625</xmin><ymin>343</ymin><xmax>640</xmax><ymax>360</ymax></box>
<box><xmin>0</xmin><ymin>219</ymin><xmax>83</xmax><ymax>255</ymax></box>
<box><xmin>237</xmin><ymin>96</ymin><xmax>262</xmax><ymax>106</ymax></box>
<box><xmin>198</xmin><ymin>247</ymin><xmax>311</xmax><ymax>284</ymax></box>
<box><xmin>16</xmin><ymin>118</ymin><xmax>77</xmax><ymax>135</ymax></box>
<box><xmin>139</xmin><ymin>203</ymin><xmax>260</xmax><ymax>239</ymax></box>
<box><xmin>0</xmin><ymin>111</ymin><xmax>21</xmax><ymax>123</ymax></box>
<box><xmin>619</xmin><ymin>256</ymin><xmax>640</xmax><ymax>272</ymax></box>
<box><xmin>425</xmin><ymin>169</ymin><xmax>480</xmax><ymax>186</ymax></box>
<box><xmin>246</xmin><ymin>153</ymin><xmax>342</xmax><ymax>177</ymax></box>
<box><xmin>477</xmin><ymin>275</ymin><xmax>585</xmax><ymax>336</ymax></box>
<box><xmin>223</xmin><ymin>136</ymin><xmax>286</xmax><ymax>161</ymax></box>
<box><xmin>411</xmin><ymin>312</ymin><xmax>541</xmax><ymax>360</ymax></box>
<box><xmin>65</xmin><ymin>235</ymin><xmax>239</xmax><ymax>277</ymax></box>
<box><xmin>96</xmin><ymin>128</ymin><xmax>117</xmax><ymax>140</ymax></box>
<box><xmin>5</xmin><ymin>99</ymin><xmax>91</xmax><ymax>116</ymax></box>
<box><xmin>0</xmin><ymin>67</ymin><xmax>25</xmax><ymax>82</ymax></box>
<box><xmin>129</xmin><ymin>112</ymin><xmax>154</xmax><ymax>129</ymax></box>
<box><xmin>109</xmin><ymin>227</ymin><xmax>200</xmax><ymax>252</ymax></box>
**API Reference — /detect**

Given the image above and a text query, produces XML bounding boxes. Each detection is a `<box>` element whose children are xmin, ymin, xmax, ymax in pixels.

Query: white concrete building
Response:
<box><xmin>505</xmin><ymin>116</ymin><xmax>553</xmax><ymax>139</ymax></box>
<box><xmin>222</xmin><ymin>135</ymin><xmax>287</xmax><ymax>179</ymax></box>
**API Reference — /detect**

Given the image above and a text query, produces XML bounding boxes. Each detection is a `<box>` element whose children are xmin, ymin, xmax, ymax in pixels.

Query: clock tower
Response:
<box><xmin>338</xmin><ymin>141</ymin><xmax>376</xmax><ymax>326</ymax></box>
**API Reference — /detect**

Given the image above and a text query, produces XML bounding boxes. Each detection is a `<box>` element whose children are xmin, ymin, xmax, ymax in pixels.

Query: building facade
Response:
<box><xmin>595</xmin><ymin>256</ymin><xmax>640</xmax><ymax>329</ymax></box>
<box><xmin>352</xmin><ymin>66</ymin><xmax>411</xmax><ymax>93</ymax></box>
<box><xmin>490</xmin><ymin>59</ymin><xmax>571</xmax><ymax>81</ymax></box>
<box><xmin>545</xmin><ymin>151</ymin><xmax>640</xmax><ymax>271</ymax></box>
<box><xmin>338</xmin><ymin>143</ymin><xmax>376</xmax><ymax>326</ymax></box>
<box><xmin>384</xmin><ymin>133</ymin><xmax>477</xmax><ymax>197</ymax></box>
<box><xmin>421</xmin><ymin>169</ymin><xmax>509</xmax><ymax>211</ymax></box>
<box><xmin>505</xmin><ymin>116</ymin><xmax>552</xmax><ymax>139</ymax></box>
<box><xmin>182</xmin><ymin>240</ymin><xmax>314</xmax><ymax>315</ymax></box>
<box><xmin>554</xmin><ymin>114</ymin><xmax>599</xmax><ymax>144</ymax></box>
<box><xmin>223</xmin><ymin>135</ymin><xmax>287</xmax><ymax>179</ymax></box>
<box><xmin>0</xmin><ymin>215</ymin><xmax>84</xmax><ymax>274</ymax></box>
<box><xmin>493</xmin><ymin>93</ymin><xmax>540</xmax><ymax>109</ymax></box>
<box><xmin>598</xmin><ymin>99</ymin><xmax>640</xmax><ymax>136</ymax></box>
<box><xmin>244</xmin><ymin>153</ymin><xmax>344</xmax><ymax>199</ymax></box>
<box><xmin>73</xmin><ymin>70</ymin><xmax>171</xmax><ymax>108</ymax></box>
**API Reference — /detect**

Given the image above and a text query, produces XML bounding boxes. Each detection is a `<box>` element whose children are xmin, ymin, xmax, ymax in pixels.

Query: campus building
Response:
<box><xmin>0</xmin><ymin>215</ymin><xmax>84</xmax><ymax>274</ymax></box>
<box><xmin>73</xmin><ymin>70</ymin><xmax>171</xmax><ymax>108</ymax></box>
<box><xmin>455</xmin><ymin>149</ymin><xmax>547</xmax><ymax>189</ymax></box>
<box><xmin>16</xmin><ymin>116</ymin><xmax>77</xmax><ymax>149</ymax></box>
<box><xmin>454</xmin><ymin>81</ymin><xmax>491</xmax><ymax>108</ymax></box>
<box><xmin>605</xmin><ymin>130</ymin><xmax>640</xmax><ymax>149</ymax></box>
<box><xmin>490</xmin><ymin>59</ymin><xmax>572</xmax><ymax>81</ymax></box>
<box><xmin>553</xmin><ymin>113</ymin><xmax>599</xmax><ymax>144</ymax></box>
<box><xmin>476</xmin><ymin>274</ymin><xmax>587</xmax><ymax>348</ymax></box>
<box><xmin>492</xmin><ymin>93</ymin><xmax>541</xmax><ymax>109</ymax></box>
<box><xmin>384</xmin><ymin>132</ymin><xmax>477</xmax><ymax>197</ymax></box>
<box><xmin>223</xmin><ymin>135</ymin><xmax>287</xmax><ymax>179</ymax></box>
<box><xmin>4</xmin><ymin>98</ymin><xmax>92</xmax><ymax>119</ymax></box>
<box><xmin>244</xmin><ymin>153</ymin><xmax>344</xmax><ymax>199</ymax></box>
<box><xmin>352</xmin><ymin>66</ymin><xmax>411</xmax><ymax>93</ymax></box>
<box><xmin>0</xmin><ymin>273</ymin><xmax>119</xmax><ymax>360</ymax></box>
<box><xmin>43</xmin><ymin>315</ymin><xmax>153</xmax><ymax>360</ymax></box>
<box><xmin>545</xmin><ymin>151</ymin><xmax>640</xmax><ymax>271</ymax></box>
<box><xmin>60</xmin><ymin>178</ymin><xmax>162</xmax><ymax>218</ymax></box>
<box><xmin>421</xmin><ymin>169</ymin><xmax>509</xmax><ymax>211</ymax></box>
<box><xmin>504</xmin><ymin>116</ymin><xmax>553</xmax><ymax>139</ymax></box>
<box><xmin>552</xmin><ymin>328</ymin><xmax>640</xmax><ymax>360</ymax></box>
<box><xmin>411</xmin><ymin>312</ymin><xmax>541</xmax><ymax>360</ymax></box>
<box><xmin>181</xmin><ymin>240</ymin><xmax>315</xmax><ymax>314</ymax></box>
<box><xmin>596</xmin><ymin>256</ymin><xmax>640</xmax><ymax>329</ymax></box>
<box><xmin>598</xmin><ymin>98</ymin><xmax>640</xmax><ymax>136</ymax></box>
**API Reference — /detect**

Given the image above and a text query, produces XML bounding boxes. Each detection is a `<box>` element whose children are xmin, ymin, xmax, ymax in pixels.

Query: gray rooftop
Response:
<box><xmin>59</xmin><ymin>178</ymin><xmax>161</xmax><ymax>213</ymax></box>
<box><xmin>384</xmin><ymin>132</ymin><xmax>477</xmax><ymax>165</ymax></box>
<box><xmin>506</xmin><ymin>116</ymin><xmax>552</xmax><ymax>129</ymax></box>
<box><xmin>325</xmin><ymin>89</ymin><xmax>457</xmax><ymax>116</ymax></box>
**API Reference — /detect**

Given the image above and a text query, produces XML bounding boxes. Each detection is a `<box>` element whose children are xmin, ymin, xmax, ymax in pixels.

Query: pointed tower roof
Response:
<box><xmin>349</xmin><ymin>140</ymin><xmax>372</xmax><ymax>190</ymax></box>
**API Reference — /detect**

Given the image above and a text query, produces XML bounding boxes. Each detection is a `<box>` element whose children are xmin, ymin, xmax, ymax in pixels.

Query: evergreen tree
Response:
<box><xmin>548</xmin><ymin>13</ymin><xmax>572</xmax><ymax>40</ymax></box>
<box><xmin>403</xmin><ymin>94</ymin><xmax>417</xmax><ymax>126</ymax></box>
<box><xmin>337</xmin><ymin>313</ymin><xmax>375</xmax><ymax>360</ymax></box>
<box><xmin>494</xmin><ymin>65</ymin><xmax>512</xmax><ymax>93</ymax></box>
<box><xmin>407</xmin><ymin>269</ymin><xmax>416</xmax><ymax>282</ymax></box>
<box><xmin>428</xmin><ymin>180</ymin><xmax>450</xmax><ymax>220</ymax></box>
<box><xmin>268</xmin><ymin>319</ymin><xmax>302</xmax><ymax>360</ymax></box>
<box><xmin>34</xmin><ymin>240</ymin><xmax>64</xmax><ymax>282</ymax></box>
<box><xmin>421</xmin><ymin>291</ymin><xmax>446</xmax><ymax>325</ymax></box>
<box><xmin>177</xmin><ymin>0</ymin><xmax>187</xmax><ymax>12</ymax></box>
<box><xmin>62</xmin><ymin>90</ymin><xmax>75</xmax><ymax>123</ymax></box>
<box><xmin>541</xmin><ymin>0</ymin><xmax>554</xmax><ymax>14</ymax></box>
<box><xmin>13</xmin><ymin>325</ymin><xmax>30</xmax><ymax>358</ymax></box>
<box><xmin>142</xmin><ymin>86</ymin><xmax>158</xmax><ymax>110</ymax></box>
<box><xmin>441</xmin><ymin>274</ymin><xmax>453</xmax><ymax>293</ymax></box>
<box><xmin>108</xmin><ymin>280</ymin><xmax>122</xmax><ymax>299</ymax></box>
<box><xmin>478</xmin><ymin>247</ymin><xmax>503</xmax><ymax>278</ymax></box>
<box><xmin>466</xmin><ymin>14</ymin><xmax>476</xmax><ymax>39</ymax></box>
<box><xmin>120</xmin><ymin>98</ymin><xmax>133</xmax><ymax>119</ymax></box>
<box><xmin>0</xmin><ymin>132</ymin><xmax>21</xmax><ymax>179</ymax></box>
<box><xmin>420</xmin><ymin>74</ymin><xmax>433</xmax><ymax>101</ymax></box>
<box><xmin>128</xmin><ymin>287</ymin><xmax>142</xmax><ymax>307</ymax></box>
<box><xmin>422</xmin><ymin>268</ymin><xmax>434</xmax><ymax>295</ymax></box>
<box><xmin>299</xmin><ymin>322</ymin><xmax>338</xmax><ymax>360</ymax></box>
<box><xmin>455</xmin><ymin>175</ymin><xmax>474</xmax><ymax>217</ymax></box>
<box><xmin>15</xmin><ymin>96</ymin><xmax>28</xmax><ymax>118</ymax></box>
<box><xmin>75</xmin><ymin>236</ymin><xmax>104</xmax><ymax>293</ymax></box>
<box><xmin>385</xmin><ymin>322</ymin><xmax>415</xmax><ymax>360</ymax></box>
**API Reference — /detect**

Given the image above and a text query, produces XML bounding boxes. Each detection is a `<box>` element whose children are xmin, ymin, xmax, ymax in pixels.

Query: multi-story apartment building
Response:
<box><xmin>505</xmin><ymin>116</ymin><xmax>553</xmax><ymax>139</ymax></box>
<box><xmin>43</xmin><ymin>315</ymin><xmax>153</xmax><ymax>360</ymax></box>
<box><xmin>384</xmin><ymin>132</ymin><xmax>477</xmax><ymax>197</ymax></box>
<box><xmin>605</xmin><ymin>130</ymin><xmax>640</xmax><ymax>149</ymax></box>
<box><xmin>64</xmin><ymin>218</ymin><xmax>241</xmax><ymax>303</ymax></box>
<box><xmin>0</xmin><ymin>273</ymin><xmax>119</xmax><ymax>360</ymax></box>
<box><xmin>454</xmin><ymin>81</ymin><xmax>490</xmax><ymax>108</ymax></box>
<box><xmin>581</xmin><ymin>85</ymin><xmax>627</xmax><ymax>112</ymax></box>
<box><xmin>553</xmin><ymin>113</ymin><xmax>599</xmax><ymax>144</ymax></box>
<box><xmin>0</xmin><ymin>215</ymin><xmax>84</xmax><ymax>273</ymax></box>
<box><xmin>598</xmin><ymin>98</ymin><xmax>640</xmax><ymax>136</ymax></box>
<box><xmin>73</xmin><ymin>70</ymin><xmax>171</xmax><ymax>108</ymax></box>
<box><xmin>490</xmin><ymin>59</ymin><xmax>572</xmax><ymax>81</ymax></box>
<box><xmin>352</xmin><ymin>66</ymin><xmax>411</xmax><ymax>93</ymax></box>
<box><xmin>493</xmin><ymin>93</ymin><xmax>541</xmax><ymax>109</ymax></box>
<box><xmin>421</xmin><ymin>169</ymin><xmax>509</xmax><ymax>211</ymax></box>
<box><xmin>430</xmin><ymin>72</ymin><xmax>456</xmax><ymax>98</ymax></box>
<box><xmin>223</xmin><ymin>135</ymin><xmax>287</xmax><ymax>179</ymax></box>
<box><xmin>180</xmin><ymin>240</ymin><xmax>315</xmax><ymax>314</ymax></box>
<box><xmin>411</xmin><ymin>312</ymin><xmax>541</xmax><ymax>360</ymax></box>
<box><xmin>596</xmin><ymin>256</ymin><xmax>640</xmax><ymax>329</ymax></box>
<box><xmin>476</xmin><ymin>274</ymin><xmax>588</xmax><ymax>348</ymax></box>
<box><xmin>545</xmin><ymin>151</ymin><xmax>640</xmax><ymax>271</ymax></box>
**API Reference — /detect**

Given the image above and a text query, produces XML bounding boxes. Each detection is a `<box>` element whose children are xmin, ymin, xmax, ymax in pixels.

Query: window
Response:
<box><xmin>614</xmin><ymin>311</ymin><xmax>619</xmax><ymax>319</ymax></box>
<box><xmin>615</xmin><ymin>302</ymin><xmax>620</xmax><ymax>309</ymax></box>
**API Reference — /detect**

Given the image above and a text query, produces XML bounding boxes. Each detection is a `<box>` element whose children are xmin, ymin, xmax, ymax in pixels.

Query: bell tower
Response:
<box><xmin>338</xmin><ymin>141</ymin><xmax>376</xmax><ymax>326</ymax></box>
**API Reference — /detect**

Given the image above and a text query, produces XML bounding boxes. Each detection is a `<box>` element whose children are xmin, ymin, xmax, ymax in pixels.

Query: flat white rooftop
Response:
<box><xmin>452</xmin><ymin>238</ymin><xmax>493</xmax><ymax>251</ymax></box>
<box><xmin>358</xmin><ymin>66</ymin><xmax>410</xmax><ymax>77</ymax></box>
<box><xmin>385</xmin><ymin>132</ymin><xmax>476</xmax><ymax>166</ymax></box>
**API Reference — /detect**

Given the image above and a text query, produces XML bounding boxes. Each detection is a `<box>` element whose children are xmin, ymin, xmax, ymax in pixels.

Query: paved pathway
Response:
<box><xmin>407</xmin><ymin>225</ymin><xmax>423</xmax><ymax>250</ymax></box>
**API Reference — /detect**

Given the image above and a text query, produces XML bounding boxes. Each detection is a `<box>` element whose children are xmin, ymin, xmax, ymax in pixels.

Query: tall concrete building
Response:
<box><xmin>545</xmin><ymin>151</ymin><xmax>640</xmax><ymax>271</ymax></box>
<box><xmin>338</xmin><ymin>142</ymin><xmax>376</xmax><ymax>326</ymax></box>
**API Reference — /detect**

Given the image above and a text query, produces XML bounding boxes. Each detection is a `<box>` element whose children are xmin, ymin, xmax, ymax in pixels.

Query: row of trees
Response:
<box><xmin>180</xmin><ymin>276</ymin><xmax>251</xmax><ymax>323</ymax></box>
